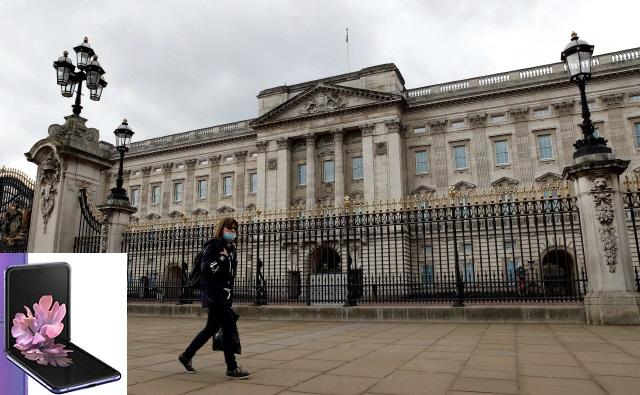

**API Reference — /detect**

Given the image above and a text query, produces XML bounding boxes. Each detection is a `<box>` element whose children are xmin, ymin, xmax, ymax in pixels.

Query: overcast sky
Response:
<box><xmin>1</xmin><ymin>0</ymin><xmax>639</xmax><ymax>179</ymax></box>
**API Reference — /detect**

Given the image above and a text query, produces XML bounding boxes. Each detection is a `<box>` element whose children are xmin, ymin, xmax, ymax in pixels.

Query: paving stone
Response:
<box><xmin>572</xmin><ymin>351</ymin><xmax>640</xmax><ymax>364</ymax></box>
<box><xmin>291</xmin><ymin>374</ymin><xmax>378</xmax><ymax>395</ymax></box>
<box><xmin>459</xmin><ymin>368</ymin><xmax>517</xmax><ymax>380</ymax></box>
<box><xmin>582</xmin><ymin>362</ymin><xmax>640</xmax><ymax>378</ymax></box>
<box><xmin>275</xmin><ymin>358</ymin><xmax>346</xmax><ymax>372</ymax></box>
<box><xmin>244</xmin><ymin>367</ymin><xmax>318</xmax><ymax>387</ymax></box>
<box><xmin>127</xmin><ymin>369</ymin><xmax>173</xmax><ymax>385</ymax></box>
<box><xmin>186</xmin><ymin>381</ymin><xmax>285</xmax><ymax>395</ymax></box>
<box><xmin>127</xmin><ymin>377</ymin><xmax>211</xmax><ymax>395</ymax></box>
<box><xmin>368</xmin><ymin>370</ymin><xmax>456</xmax><ymax>395</ymax></box>
<box><xmin>594</xmin><ymin>375</ymin><xmax>640</xmax><ymax>395</ymax></box>
<box><xmin>517</xmin><ymin>352</ymin><xmax>580</xmax><ymax>366</ymax></box>
<box><xmin>400</xmin><ymin>357</ymin><xmax>465</xmax><ymax>373</ymax></box>
<box><xmin>451</xmin><ymin>377</ymin><xmax>517</xmax><ymax>394</ymax></box>
<box><xmin>466</xmin><ymin>355</ymin><xmax>516</xmax><ymax>370</ymax></box>
<box><xmin>518</xmin><ymin>364</ymin><xmax>590</xmax><ymax>379</ymax></box>
<box><xmin>518</xmin><ymin>376</ymin><xmax>606</xmax><ymax>395</ymax></box>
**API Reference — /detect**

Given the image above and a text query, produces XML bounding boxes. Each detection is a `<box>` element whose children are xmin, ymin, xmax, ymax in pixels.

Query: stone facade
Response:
<box><xmin>105</xmin><ymin>47</ymin><xmax>640</xmax><ymax>222</ymax></box>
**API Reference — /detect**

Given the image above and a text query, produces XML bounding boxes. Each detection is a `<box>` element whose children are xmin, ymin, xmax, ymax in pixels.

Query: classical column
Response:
<box><xmin>305</xmin><ymin>133</ymin><xmax>317</xmax><ymax>208</ymax></box>
<box><xmin>385</xmin><ymin>120</ymin><xmax>405</xmax><ymax>199</ymax></box>
<box><xmin>208</xmin><ymin>155</ymin><xmax>220</xmax><ymax>214</ymax></box>
<box><xmin>234</xmin><ymin>151</ymin><xmax>248</xmax><ymax>212</ymax></box>
<box><xmin>333</xmin><ymin>129</ymin><xmax>345</xmax><ymax>203</ymax></box>
<box><xmin>553</xmin><ymin>101</ymin><xmax>577</xmax><ymax>164</ymax></box>
<box><xmin>184</xmin><ymin>159</ymin><xmax>197</xmax><ymax>215</ymax></box>
<box><xmin>139</xmin><ymin>166</ymin><xmax>152</xmax><ymax>218</ymax></box>
<box><xmin>429</xmin><ymin>120</ymin><xmax>448</xmax><ymax>189</ymax></box>
<box><xmin>360</xmin><ymin>124</ymin><xmax>375</xmax><ymax>202</ymax></box>
<box><xmin>256</xmin><ymin>141</ymin><xmax>268</xmax><ymax>211</ymax></box>
<box><xmin>469</xmin><ymin>114</ymin><xmax>491</xmax><ymax>188</ymax></box>
<box><xmin>276</xmin><ymin>138</ymin><xmax>292</xmax><ymax>210</ymax></box>
<box><xmin>509</xmin><ymin>107</ymin><xmax>534</xmax><ymax>184</ymax></box>
<box><xmin>161</xmin><ymin>163</ymin><xmax>173</xmax><ymax>216</ymax></box>
<box><xmin>564</xmin><ymin>153</ymin><xmax>640</xmax><ymax>324</ymax></box>
<box><xmin>601</xmin><ymin>93</ymin><xmax>630</xmax><ymax>159</ymax></box>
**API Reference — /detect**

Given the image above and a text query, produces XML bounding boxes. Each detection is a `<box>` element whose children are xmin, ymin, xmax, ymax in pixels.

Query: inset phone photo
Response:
<box><xmin>1</xmin><ymin>253</ymin><xmax>27</xmax><ymax>395</ymax></box>
<box><xmin>4</xmin><ymin>262</ymin><xmax>121</xmax><ymax>393</ymax></box>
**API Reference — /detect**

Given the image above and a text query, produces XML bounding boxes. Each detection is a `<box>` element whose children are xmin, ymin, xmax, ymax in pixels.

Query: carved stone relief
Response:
<box><xmin>468</xmin><ymin>114</ymin><xmax>487</xmax><ymax>129</ymax></box>
<box><xmin>509</xmin><ymin>107</ymin><xmax>530</xmax><ymax>122</ymax></box>
<box><xmin>375</xmin><ymin>142</ymin><xmax>387</xmax><ymax>156</ymax></box>
<box><xmin>600</xmin><ymin>93</ymin><xmax>624</xmax><ymax>108</ymax></box>
<box><xmin>39</xmin><ymin>153</ymin><xmax>61</xmax><ymax>233</ymax></box>
<box><xmin>360</xmin><ymin>124</ymin><xmax>374</xmax><ymax>137</ymax></box>
<box><xmin>267</xmin><ymin>158</ymin><xmax>278</xmax><ymax>170</ymax></box>
<box><xmin>553</xmin><ymin>101</ymin><xmax>575</xmax><ymax>115</ymax></box>
<box><xmin>300</xmin><ymin>91</ymin><xmax>347</xmax><ymax>114</ymax></box>
<box><xmin>48</xmin><ymin>115</ymin><xmax>99</xmax><ymax>143</ymax></box>
<box><xmin>256</xmin><ymin>141</ymin><xmax>268</xmax><ymax>153</ymax></box>
<box><xmin>591</xmin><ymin>176</ymin><xmax>617</xmax><ymax>273</ymax></box>
<box><xmin>429</xmin><ymin>120</ymin><xmax>447</xmax><ymax>134</ymax></box>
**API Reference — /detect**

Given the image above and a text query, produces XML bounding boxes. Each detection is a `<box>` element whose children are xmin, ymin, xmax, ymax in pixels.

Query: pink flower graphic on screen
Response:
<box><xmin>11</xmin><ymin>295</ymin><xmax>73</xmax><ymax>367</ymax></box>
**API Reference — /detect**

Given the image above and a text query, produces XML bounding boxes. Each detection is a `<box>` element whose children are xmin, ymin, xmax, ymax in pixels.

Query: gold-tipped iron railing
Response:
<box><xmin>126</xmin><ymin>181</ymin><xmax>572</xmax><ymax>231</ymax></box>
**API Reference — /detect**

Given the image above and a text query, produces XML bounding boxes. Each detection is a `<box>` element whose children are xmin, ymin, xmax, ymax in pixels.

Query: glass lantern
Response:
<box><xmin>73</xmin><ymin>37</ymin><xmax>95</xmax><ymax>68</ymax></box>
<box><xmin>53</xmin><ymin>51</ymin><xmax>74</xmax><ymax>86</ymax></box>
<box><xmin>561</xmin><ymin>32</ymin><xmax>594</xmax><ymax>82</ymax></box>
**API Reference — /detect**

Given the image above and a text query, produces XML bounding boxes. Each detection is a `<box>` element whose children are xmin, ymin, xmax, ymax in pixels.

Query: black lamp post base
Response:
<box><xmin>573</xmin><ymin>138</ymin><xmax>612</xmax><ymax>159</ymax></box>
<box><xmin>107</xmin><ymin>187</ymin><xmax>129</xmax><ymax>203</ymax></box>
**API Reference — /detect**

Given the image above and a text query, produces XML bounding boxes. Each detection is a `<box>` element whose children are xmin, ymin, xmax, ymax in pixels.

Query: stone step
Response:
<box><xmin>128</xmin><ymin>303</ymin><xmax>585</xmax><ymax>323</ymax></box>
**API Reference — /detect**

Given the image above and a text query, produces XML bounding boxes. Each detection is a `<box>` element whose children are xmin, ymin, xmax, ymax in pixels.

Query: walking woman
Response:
<box><xmin>178</xmin><ymin>217</ymin><xmax>250</xmax><ymax>379</ymax></box>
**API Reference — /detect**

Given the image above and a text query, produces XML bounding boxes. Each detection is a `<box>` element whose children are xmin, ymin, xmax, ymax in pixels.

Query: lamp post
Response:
<box><xmin>52</xmin><ymin>37</ymin><xmax>107</xmax><ymax>115</ymax></box>
<box><xmin>561</xmin><ymin>32</ymin><xmax>611</xmax><ymax>158</ymax></box>
<box><xmin>107</xmin><ymin>119</ymin><xmax>134</xmax><ymax>202</ymax></box>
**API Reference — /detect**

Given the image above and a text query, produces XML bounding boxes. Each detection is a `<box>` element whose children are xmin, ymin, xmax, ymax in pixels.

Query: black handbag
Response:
<box><xmin>212</xmin><ymin>309</ymin><xmax>241</xmax><ymax>354</ymax></box>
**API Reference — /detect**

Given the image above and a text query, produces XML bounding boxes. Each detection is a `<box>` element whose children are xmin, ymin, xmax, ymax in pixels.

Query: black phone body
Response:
<box><xmin>4</xmin><ymin>263</ymin><xmax>120</xmax><ymax>393</ymax></box>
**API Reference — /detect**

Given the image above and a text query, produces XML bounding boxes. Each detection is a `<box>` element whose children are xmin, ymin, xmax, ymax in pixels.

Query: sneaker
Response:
<box><xmin>178</xmin><ymin>353</ymin><xmax>196</xmax><ymax>374</ymax></box>
<box><xmin>226</xmin><ymin>366</ymin><xmax>250</xmax><ymax>379</ymax></box>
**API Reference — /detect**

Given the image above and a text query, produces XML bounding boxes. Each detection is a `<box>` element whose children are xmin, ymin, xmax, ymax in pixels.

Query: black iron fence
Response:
<box><xmin>125</xmin><ymin>186</ymin><xmax>589</xmax><ymax>305</ymax></box>
<box><xmin>0</xmin><ymin>167</ymin><xmax>34</xmax><ymax>253</ymax></box>
<box><xmin>73</xmin><ymin>188</ymin><xmax>102</xmax><ymax>253</ymax></box>
<box><xmin>623</xmin><ymin>176</ymin><xmax>640</xmax><ymax>291</ymax></box>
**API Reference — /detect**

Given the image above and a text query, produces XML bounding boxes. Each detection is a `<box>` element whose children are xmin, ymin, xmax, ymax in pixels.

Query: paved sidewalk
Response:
<box><xmin>128</xmin><ymin>316</ymin><xmax>640</xmax><ymax>395</ymax></box>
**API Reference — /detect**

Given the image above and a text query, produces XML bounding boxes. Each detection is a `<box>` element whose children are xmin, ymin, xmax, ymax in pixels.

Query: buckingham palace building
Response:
<box><xmin>109</xmin><ymin>46</ymin><xmax>640</xmax><ymax>221</ymax></box>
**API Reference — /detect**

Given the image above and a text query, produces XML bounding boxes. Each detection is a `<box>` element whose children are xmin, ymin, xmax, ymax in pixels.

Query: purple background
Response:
<box><xmin>1</xmin><ymin>253</ymin><xmax>27</xmax><ymax>395</ymax></box>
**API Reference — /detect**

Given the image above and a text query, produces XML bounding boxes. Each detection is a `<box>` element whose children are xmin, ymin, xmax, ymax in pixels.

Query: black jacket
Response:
<box><xmin>200</xmin><ymin>238</ymin><xmax>237</xmax><ymax>307</ymax></box>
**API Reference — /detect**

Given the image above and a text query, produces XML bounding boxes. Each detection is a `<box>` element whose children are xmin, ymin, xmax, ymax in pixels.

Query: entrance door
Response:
<box><xmin>541</xmin><ymin>250</ymin><xmax>575</xmax><ymax>296</ymax></box>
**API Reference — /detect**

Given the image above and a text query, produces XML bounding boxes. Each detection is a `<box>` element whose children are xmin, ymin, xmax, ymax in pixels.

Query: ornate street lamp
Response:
<box><xmin>52</xmin><ymin>37</ymin><xmax>107</xmax><ymax>115</ymax></box>
<box><xmin>107</xmin><ymin>119</ymin><xmax>134</xmax><ymax>202</ymax></box>
<box><xmin>561</xmin><ymin>32</ymin><xmax>611</xmax><ymax>158</ymax></box>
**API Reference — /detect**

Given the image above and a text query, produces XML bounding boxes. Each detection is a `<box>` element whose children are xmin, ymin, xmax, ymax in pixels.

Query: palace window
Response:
<box><xmin>634</xmin><ymin>122</ymin><xmax>640</xmax><ymax>148</ymax></box>
<box><xmin>352</xmin><ymin>157</ymin><xmax>363</xmax><ymax>179</ymax></box>
<box><xmin>414</xmin><ymin>126</ymin><xmax>426</xmax><ymax>134</ymax></box>
<box><xmin>533</xmin><ymin>107</ymin><xmax>550</xmax><ymax>117</ymax></box>
<box><xmin>415</xmin><ymin>150</ymin><xmax>429</xmax><ymax>174</ymax></box>
<box><xmin>197</xmin><ymin>179</ymin><xmax>207</xmax><ymax>200</ymax></box>
<box><xmin>130</xmin><ymin>188</ymin><xmax>140</xmax><ymax>207</ymax></box>
<box><xmin>494</xmin><ymin>140</ymin><xmax>510</xmax><ymax>166</ymax></box>
<box><xmin>151</xmin><ymin>185</ymin><xmax>161</xmax><ymax>204</ymax></box>
<box><xmin>453</xmin><ymin>145</ymin><xmax>469</xmax><ymax>170</ymax></box>
<box><xmin>173</xmin><ymin>182</ymin><xmax>183</xmax><ymax>202</ymax></box>
<box><xmin>222</xmin><ymin>176</ymin><xmax>233</xmax><ymax>196</ymax></box>
<box><xmin>297</xmin><ymin>164</ymin><xmax>306</xmax><ymax>185</ymax></box>
<box><xmin>537</xmin><ymin>134</ymin><xmax>554</xmax><ymax>160</ymax></box>
<box><xmin>249</xmin><ymin>172</ymin><xmax>257</xmax><ymax>193</ymax></box>
<box><xmin>323</xmin><ymin>160</ymin><xmax>334</xmax><ymax>183</ymax></box>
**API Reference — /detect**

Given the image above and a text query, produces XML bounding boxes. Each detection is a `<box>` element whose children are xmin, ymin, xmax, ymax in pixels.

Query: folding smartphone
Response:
<box><xmin>4</xmin><ymin>263</ymin><xmax>120</xmax><ymax>393</ymax></box>
<box><xmin>0</xmin><ymin>253</ymin><xmax>27</xmax><ymax>395</ymax></box>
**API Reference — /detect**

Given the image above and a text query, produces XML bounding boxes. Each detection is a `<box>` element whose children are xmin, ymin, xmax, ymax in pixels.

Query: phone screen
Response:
<box><xmin>5</xmin><ymin>263</ymin><xmax>119</xmax><ymax>392</ymax></box>
<box><xmin>1</xmin><ymin>253</ymin><xmax>27</xmax><ymax>395</ymax></box>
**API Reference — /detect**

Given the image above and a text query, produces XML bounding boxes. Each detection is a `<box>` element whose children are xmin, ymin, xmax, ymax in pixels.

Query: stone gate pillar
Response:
<box><xmin>564</xmin><ymin>153</ymin><xmax>640</xmax><ymax>324</ymax></box>
<box><xmin>25</xmin><ymin>115</ymin><xmax>115</xmax><ymax>252</ymax></box>
<box><xmin>98</xmin><ymin>199</ymin><xmax>137</xmax><ymax>253</ymax></box>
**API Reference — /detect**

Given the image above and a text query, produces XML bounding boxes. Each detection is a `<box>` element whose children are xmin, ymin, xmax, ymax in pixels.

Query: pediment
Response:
<box><xmin>251</xmin><ymin>83</ymin><xmax>403</xmax><ymax>128</ymax></box>
<box><xmin>191</xmin><ymin>208</ymin><xmax>209</xmax><ymax>216</ymax></box>
<box><xmin>633</xmin><ymin>167</ymin><xmax>640</xmax><ymax>173</ymax></box>
<box><xmin>168</xmin><ymin>210</ymin><xmax>184</xmax><ymax>218</ymax></box>
<box><xmin>491</xmin><ymin>177</ymin><xmax>519</xmax><ymax>187</ymax></box>
<box><xmin>349</xmin><ymin>190</ymin><xmax>364</xmax><ymax>201</ymax></box>
<box><xmin>291</xmin><ymin>197</ymin><xmax>306</xmax><ymax>207</ymax></box>
<box><xmin>535</xmin><ymin>172</ymin><xmax>562</xmax><ymax>183</ymax></box>
<box><xmin>410</xmin><ymin>185</ymin><xmax>436</xmax><ymax>195</ymax></box>
<box><xmin>146</xmin><ymin>213</ymin><xmax>161</xmax><ymax>221</ymax></box>
<box><xmin>452</xmin><ymin>181</ymin><xmax>476</xmax><ymax>191</ymax></box>
<box><xmin>217</xmin><ymin>205</ymin><xmax>235</xmax><ymax>214</ymax></box>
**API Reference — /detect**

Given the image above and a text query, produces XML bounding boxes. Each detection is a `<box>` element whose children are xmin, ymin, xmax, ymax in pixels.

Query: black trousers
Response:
<box><xmin>184</xmin><ymin>304</ymin><xmax>238</xmax><ymax>370</ymax></box>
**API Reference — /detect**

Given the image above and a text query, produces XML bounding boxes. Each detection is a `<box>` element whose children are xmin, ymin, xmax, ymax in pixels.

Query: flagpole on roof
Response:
<box><xmin>346</xmin><ymin>27</ymin><xmax>350</xmax><ymax>72</ymax></box>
